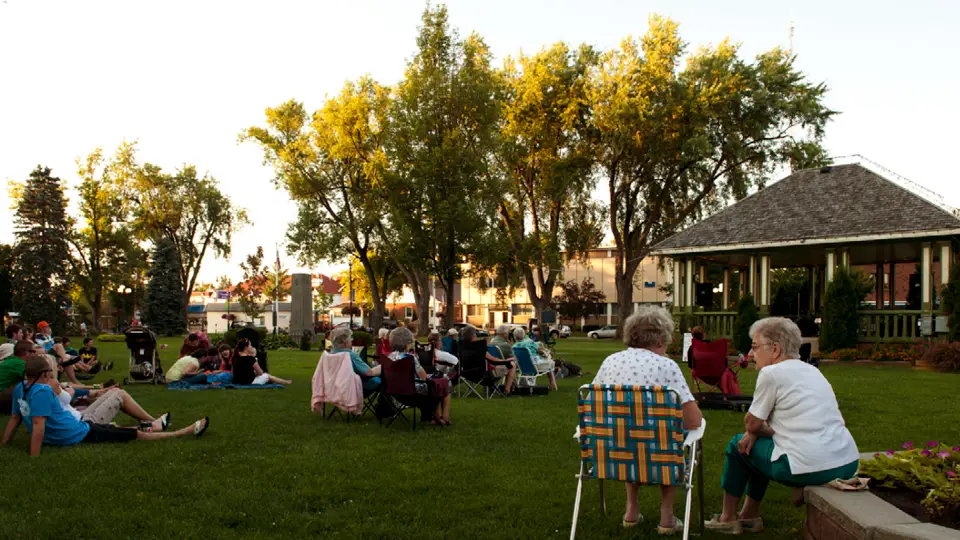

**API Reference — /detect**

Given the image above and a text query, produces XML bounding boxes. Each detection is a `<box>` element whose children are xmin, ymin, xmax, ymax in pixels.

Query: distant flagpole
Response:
<box><xmin>274</xmin><ymin>243</ymin><xmax>280</xmax><ymax>334</ymax></box>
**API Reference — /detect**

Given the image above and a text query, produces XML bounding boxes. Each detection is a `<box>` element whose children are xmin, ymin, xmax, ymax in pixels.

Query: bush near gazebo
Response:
<box><xmin>821</xmin><ymin>268</ymin><xmax>872</xmax><ymax>352</ymax></box>
<box><xmin>942</xmin><ymin>265</ymin><xmax>960</xmax><ymax>342</ymax></box>
<box><xmin>732</xmin><ymin>294</ymin><xmax>759</xmax><ymax>354</ymax></box>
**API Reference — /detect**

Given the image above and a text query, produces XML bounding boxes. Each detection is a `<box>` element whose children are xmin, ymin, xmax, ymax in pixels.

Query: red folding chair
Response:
<box><xmin>689</xmin><ymin>338</ymin><xmax>752</xmax><ymax>411</ymax></box>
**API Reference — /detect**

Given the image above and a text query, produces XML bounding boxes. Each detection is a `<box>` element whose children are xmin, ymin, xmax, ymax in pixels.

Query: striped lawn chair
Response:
<box><xmin>570</xmin><ymin>384</ymin><xmax>706</xmax><ymax>540</ymax></box>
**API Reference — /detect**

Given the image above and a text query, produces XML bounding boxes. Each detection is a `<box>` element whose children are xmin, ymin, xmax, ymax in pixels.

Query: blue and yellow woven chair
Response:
<box><xmin>570</xmin><ymin>384</ymin><xmax>706</xmax><ymax>540</ymax></box>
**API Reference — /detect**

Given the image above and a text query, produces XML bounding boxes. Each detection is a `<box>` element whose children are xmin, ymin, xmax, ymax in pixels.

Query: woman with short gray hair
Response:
<box><xmin>591</xmin><ymin>305</ymin><xmax>702</xmax><ymax>534</ymax></box>
<box><xmin>386</xmin><ymin>327</ymin><xmax>452</xmax><ymax>426</ymax></box>
<box><xmin>705</xmin><ymin>317</ymin><xmax>859</xmax><ymax>535</ymax></box>
<box><xmin>329</xmin><ymin>327</ymin><xmax>381</xmax><ymax>392</ymax></box>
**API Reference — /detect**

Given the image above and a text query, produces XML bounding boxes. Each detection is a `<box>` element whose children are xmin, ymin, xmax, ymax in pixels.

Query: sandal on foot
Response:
<box><xmin>704</xmin><ymin>516</ymin><xmax>743</xmax><ymax>535</ymax></box>
<box><xmin>158</xmin><ymin>412</ymin><xmax>171</xmax><ymax>431</ymax></box>
<box><xmin>657</xmin><ymin>517</ymin><xmax>683</xmax><ymax>536</ymax></box>
<box><xmin>193</xmin><ymin>417</ymin><xmax>210</xmax><ymax>437</ymax></box>
<box><xmin>739</xmin><ymin>517</ymin><xmax>763</xmax><ymax>533</ymax></box>
<box><xmin>622</xmin><ymin>514</ymin><xmax>643</xmax><ymax>528</ymax></box>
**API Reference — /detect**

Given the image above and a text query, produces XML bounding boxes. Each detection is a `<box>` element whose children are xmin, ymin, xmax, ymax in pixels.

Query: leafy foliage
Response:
<box><xmin>96</xmin><ymin>333</ymin><xmax>126</xmax><ymax>342</ymax></box>
<box><xmin>821</xmin><ymin>268</ymin><xmax>873</xmax><ymax>352</ymax></box>
<box><xmin>143</xmin><ymin>238</ymin><xmax>185</xmax><ymax>336</ymax></box>
<box><xmin>0</xmin><ymin>244</ymin><xmax>14</xmax><ymax>323</ymax></box>
<box><xmin>861</xmin><ymin>442</ymin><xmax>960</xmax><ymax>519</ymax></box>
<box><xmin>236</xmin><ymin>246</ymin><xmax>269</xmax><ymax>323</ymax></box>
<box><xmin>732</xmin><ymin>294</ymin><xmax>760</xmax><ymax>354</ymax></box>
<box><xmin>552</xmin><ymin>278</ymin><xmax>606</xmax><ymax>329</ymax></box>
<box><xmin>262</xmin><ymin>334</ymin><xmax>295</xmax><ymax>350</ymax></box>
<box><xmin>12</xmin><ymin>166</ymin><xmax>73</xmax><ymax>333</ymax></box>
<box><xmin>828</xmin><ymin>344</ymin><xmax>922</xmax><ymax>364</ymax></box>
<box><xmin>336</xmin><ymin>253</ymin><xmax>404</xmax><ymax>312</ymax></box>
<box><xmin>922</xmin><ymin>342</ymin><xmax>960</xmax><ymax>372</ymax></box>
<box><xmin>770</xmin><ymin>268</ymin><xmax>808</xmax><ymax>317</ymax></box>
<box><xmin>941</xmin><ymin>265</ymin><xmax>960</xmax><ymax>342</ymax></box>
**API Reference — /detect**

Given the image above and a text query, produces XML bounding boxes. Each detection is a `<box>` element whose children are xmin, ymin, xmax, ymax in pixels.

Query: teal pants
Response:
<box><xmin>720</xmin><ymin>434</ymin><xmax>859</xmax><ymax>501</ymax></box>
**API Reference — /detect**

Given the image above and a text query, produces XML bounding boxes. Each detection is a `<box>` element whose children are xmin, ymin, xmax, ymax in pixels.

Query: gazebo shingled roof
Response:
<box><xmin>653</xmin><ymin>164</ymin><xmax>960</xmax><ymax>253</ymax></box>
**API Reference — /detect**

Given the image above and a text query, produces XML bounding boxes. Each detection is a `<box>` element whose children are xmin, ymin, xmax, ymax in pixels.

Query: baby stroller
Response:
<box><xmin>689</xmin><ymin>338</ymin><xmax>752</xmax><ymax>412</ymax></box>
<box><xmin>123</xmin><ymin>327</ymin><xmax>164</xmax><ymax>385</ymax></box>
<box><xmin>236</xmin><ymin>327</ymin><xmax>268</xmax><ymax>373</ymax></box>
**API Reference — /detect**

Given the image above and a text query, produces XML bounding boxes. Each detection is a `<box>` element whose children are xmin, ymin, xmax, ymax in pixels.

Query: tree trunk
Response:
<box><xmin>369</xmin><ymin>296</ymin><xmax>385</xmax><ymax>333</ymax></box>
<box><xmin>440</xmin><ymin>268</ymin><xmax>457</xmax><ymax>330</ymax></box>
<box><xmin>414</xmin><ymin>275</ymin><xmax>431</xmax><ymax>337</ymax></box>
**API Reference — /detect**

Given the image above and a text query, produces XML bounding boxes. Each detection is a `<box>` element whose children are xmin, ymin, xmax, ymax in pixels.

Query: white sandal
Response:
<box><xmin>193</xmin><ymin>417</ymin><xmax>210</xmax><ymax>437</ymax></box>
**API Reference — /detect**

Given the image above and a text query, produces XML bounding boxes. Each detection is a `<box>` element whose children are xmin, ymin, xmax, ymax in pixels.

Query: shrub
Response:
<box><xmin>352</xmin><ymin>331</ymin><xmax>373</xmax><ymax>348</ymax></box>
<box><xmin>262</xmin><ymin>334</ymin><xmax>295</xmax><ymax>350</ymax></box>
<box><xmin>732</xmin><ymin>294</ymin><xmax>759</xmax><ymax>354</ymax></box>
<box><xmin>821</xmin><ymin>268</ymin><xmax>871</xmax><ymax>352</ymax></box>
<box><xmin>299</xmin><ymin>333</ymin><xmax>312</xmax><ymax>351</ymax></box>
<box><xmin>922</xmin><ymin>342</ymin><xmax>960</xmax><ymax>372</ymax></box>
<box><xmin>860</xmin><ymin>441</ymin><xmax>960</xmax><ymax>520</ymax></box>
<box><xmin>97</xmin><ymin>334</ymin><xmax>126</xmax><ymax>343</ymax></box>
<box><xmin>941</xmin><ymin>265</ymin><xmax>960</xmax><ymax>342</ymax></box>
<box><xmin>826</xmin><ymin>344</ymin><xmax>921</xmax><ymax>363</ymax></box>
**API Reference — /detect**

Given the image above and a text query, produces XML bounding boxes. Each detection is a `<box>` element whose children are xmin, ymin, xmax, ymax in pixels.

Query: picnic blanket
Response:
<box><xmin>166</xmin><ymin>380</ymin><xmax>285</xmax><ymax>391</ymax></box>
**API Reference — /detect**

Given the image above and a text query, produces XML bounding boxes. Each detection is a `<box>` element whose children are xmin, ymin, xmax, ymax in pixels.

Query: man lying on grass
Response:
<box><xmin>1</xmin><ymin>356</ymin><xmax>210</xmax><ymax>457</ymax></box>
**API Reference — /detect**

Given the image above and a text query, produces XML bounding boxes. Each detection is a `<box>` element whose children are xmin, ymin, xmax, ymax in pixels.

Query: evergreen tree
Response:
<box><xmin>821</xmin><ymin>268</ymin><xmax>872</xmax><ymax>352</ymax></box>
<box><xmin>12</xmin><ymin>166</ymin><xmax>73</xmax><ymax>333</ymax></box>
<box><xmin>143</xmin><ymin>238</ymin><xmax>185</xmax><ymax>336</ymax></box>
<box><xmin>732</xmin><ymin>294</ymin><xmax>760</xmax><ymax>354</ymax></box>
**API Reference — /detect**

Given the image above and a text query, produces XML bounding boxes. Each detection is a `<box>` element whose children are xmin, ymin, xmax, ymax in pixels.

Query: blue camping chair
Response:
<box><xmin>570</xmin><ymin>384</ymin><xmax>706</xmax><ymax>540</ymax></box>
<box><xmin>485</xmin><ymin>345</ymin><xmax>512</xmax><ymax>398</ymax></box>
<box><xmin>512</xmin><ymin>346</ymin><xmax>552</xmax><ymax>389</ymax></box>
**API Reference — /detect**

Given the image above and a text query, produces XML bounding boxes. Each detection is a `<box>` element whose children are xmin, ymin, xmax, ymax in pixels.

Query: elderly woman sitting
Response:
<box><xmin>705</xmin><ymin>317</ymin><xmax>859</xmax><ymax>535</ymax></box>
<box><xmin>592</xmin><ymin>305</ymin><xmax>703</xmax><ymax>535</ymax></box>
<box><xmin>512</xmin><ymin>328</ymin><xmax>557</xmax><ymax>391</ymax></box>
<box><xmin>330</xmin><ymin>327</ymin><xmax>381</xmax><ymax>392</ymax></box>
<box><xmin>387</xmin><ymin>327</ymin><xmax>452</xmax><ymax>426</ymax></box>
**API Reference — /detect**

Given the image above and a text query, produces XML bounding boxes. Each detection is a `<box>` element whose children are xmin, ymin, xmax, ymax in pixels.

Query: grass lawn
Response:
<box><xmin>2</xmin><ymin>336</ymin><xmax>958</xmax><ymax>539</ymax></box>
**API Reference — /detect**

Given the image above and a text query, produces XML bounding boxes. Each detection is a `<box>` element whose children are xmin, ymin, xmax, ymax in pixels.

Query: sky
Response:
<box><xmin>1</xmin><ymin>0</ymin><xmax>958</xmax><ymax>285</ymax></box>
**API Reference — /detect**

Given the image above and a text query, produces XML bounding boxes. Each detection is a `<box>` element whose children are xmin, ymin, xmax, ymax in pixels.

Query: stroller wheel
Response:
<box><xmin>122</xmin><ymin>377</ymin><xmax>129</xmax><ymax>385</ymax></box>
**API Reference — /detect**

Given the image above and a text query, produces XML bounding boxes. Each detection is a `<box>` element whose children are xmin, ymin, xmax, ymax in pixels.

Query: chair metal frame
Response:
<box><xmin>570</xmin><ymin>384</ymin><xmax>706</xmax><ymax>540</ymax></box>
<box><xmin>512</xmin><ymin>346</ymin><xmax>552</xmax><ymax>388</ymax></box>
<box><xmin>485</xmin><ymin>345</ymin><xmax>511</xmax><ymax>398</ymax></box>
<box><xmin>379</xmin><ymin>354</ymin><xmax>420</xmax><ymax>431</ymax></box>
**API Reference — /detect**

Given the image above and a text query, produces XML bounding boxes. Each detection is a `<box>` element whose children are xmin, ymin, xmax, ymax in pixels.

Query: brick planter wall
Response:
<box><xmin>804</xmin><ymin>486</ymin><xmax>960</xmax><ymax>540</ymax></box>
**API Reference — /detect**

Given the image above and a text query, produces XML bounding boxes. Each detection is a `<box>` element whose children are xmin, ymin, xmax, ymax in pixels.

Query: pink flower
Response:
<box><xmin>902</xmin><ymin>441</ymin><xmax>914</xmax><ymax>449</ymax></box>
<box><xmin>921</xmin><ymin>450</ymin><xmax>932</xmax><ymax>457</ymax></box>
<box><xmin>948</xmin><ymin>471</ymin><xmax>957</xmax><ymax>478</ymax></box>
<box><xmin>937</xmin><ymin>452</ymin><xmax>951</xmax><ymax>459</ymax></box>
<box><xmin>874</xmin><ymin>453</ymin><xmax>881</xmax><ymax>458</ymax></box>
<box><xmin>926</xmin><ymin>441</ymin><xmax>939</xmax><ymax>448</ymax></box>
<box><xmin>886</xmin><ymin>450</ymin><xmax>895</xmax><ymax>456</ymax></box>
<box><xmin>953</xmin><ymin>447</ymin><xmax>960</xmax><ymax>452</ymax></box>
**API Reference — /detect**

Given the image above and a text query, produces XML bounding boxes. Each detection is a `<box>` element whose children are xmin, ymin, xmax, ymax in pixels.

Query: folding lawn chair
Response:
<box><xmin>570</xmin><ymin>384</ymin><xmax>706</xmax><ymax>540</ymax></box>
<box><xmin>415</xmin><ymin>342</ymin><xmax>436</xmax><ymax>375</ymax></box>
<box><xmin>689</xmin><ymin>338</ymin><xmax>752</xmax><ymax>412</ymax></box>
<box><xmin>379</xmin><ymin>353</ymin><xmax>420</xmax><ymax>430</ymax></box>
<box><xmin>512</xmin><ymin>346</ymin><xmax>552</xmax><ymax>389</ymax></box>
<box><xmin>485</xmin><ymin>345</ymin><xmax>510</xmax><ymax>398</ymax></box>
<box><xmin>457</xmin><ymin>339</ymin><xmax>491</xmax><ymax>400</ymax></box>
<box><xmin>360</xmin><ymin>375</ymin><xmax>381</xmax><ymax>418</ymax></box>
<box><xmin>311</xmin><ymin>351</ymin><xmax>363</xmax><ymax>423</ymax></box>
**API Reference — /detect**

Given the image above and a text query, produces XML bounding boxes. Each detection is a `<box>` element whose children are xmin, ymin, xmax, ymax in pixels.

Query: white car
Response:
<box><xmin>588</xmin><ymin>325</ymin><xmax>618</xmax><ymax>339</ymax></box>
<box><xmin>548</xmin><ymin>325</ymin><xmax>571</xmax><ymax>338</ymax></box>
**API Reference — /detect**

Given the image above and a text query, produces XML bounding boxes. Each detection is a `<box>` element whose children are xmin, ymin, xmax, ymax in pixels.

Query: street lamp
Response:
<box><xmin>348</xmin><ymin>259</ymin><xmax>354</xmax><ymax>328</ymax></box>
<box><xmin>117</xmin><ymin>285</ymin><xmax>132</xmax><ymax>331</ymax></box>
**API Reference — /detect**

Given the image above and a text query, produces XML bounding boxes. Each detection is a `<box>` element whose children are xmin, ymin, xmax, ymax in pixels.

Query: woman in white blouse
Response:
<box><xmin>592</xmin><ymin>305</ymin><xmax>703</xmax><ymax>535</ymax></box>
<box><xmin>705</xmin><ymin>318</ymin><xmax>859</xmax><ymax>535</ymax></box>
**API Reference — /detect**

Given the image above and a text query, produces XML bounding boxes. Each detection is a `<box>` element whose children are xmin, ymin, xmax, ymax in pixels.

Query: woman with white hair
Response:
<box><xmin>331</xmin><ymin>327</ymin><xmax>381</xmax><ymax>392</ymax></box>
<box><xmin>512</xmin><ymin>328</ymin><xmax>557</xmax><ymax>391</ymax></box>
<box><xmin>592</xmin><ymin>305</ymin><xmax>703</xmax><ymax>535</ymax></box>
<box><xmin>387</xmin><ymin>327</ymin><xmax>452</xmax><ymax>425</ymax></box>
<box><xmin>705</xmin><ymin>317</ymin><xmax>859</xmax><ymax>535</ymax></box>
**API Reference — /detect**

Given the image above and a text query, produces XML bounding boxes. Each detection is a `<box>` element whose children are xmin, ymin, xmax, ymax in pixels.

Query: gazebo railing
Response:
<box><xmin>857</xmin><ymin>310</ymin><xmax>923</xmax><ymax>343</ymax></box>
<box><xmin>676</xmin><ymin>312</ymin><xmax>737</xmax><ymax>340</ymax></box>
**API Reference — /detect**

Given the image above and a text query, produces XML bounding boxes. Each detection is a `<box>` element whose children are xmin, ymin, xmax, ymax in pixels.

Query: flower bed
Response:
<box><xmin>861</xmin><ymin>441</ymin><xmax>960</xmax><ymax>529</ymax></box>
<box><xmin>826</xmin><ymin>343</ymin><xmax>923</xmax><ymax>364</ymax></box>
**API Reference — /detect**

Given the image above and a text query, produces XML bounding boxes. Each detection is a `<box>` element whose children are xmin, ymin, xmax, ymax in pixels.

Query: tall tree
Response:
<box><xmin>0</xmin><ymin>244</ymin><xmax>15</xmax><ymax>323</ymax></box>
<box><xmin>125</xmin><ymin>162</ymin><xmax>248</xmax><ymax>321</ymax></box>
<box><xmin>385</xmin><ymin>5</ymin><xmax>501</xmax><ymax>332</ymax></box>
<box><xmin>265</xmin><ymin>266</ymin><xmax>291</xmax><ymax>304</ymax></box>
<box><xmin>489</xmin><ymin>41</ymin><xmax>604</xmax><ymax>324</ymax></box>
<box><xmin>143</xmin><ymin>238</ymin><xmax>186</xmax><ymax>336</ymax></box>
<box><xmin>245</xmin><ymin>77</ymin><xmax>393</xmax><ymax>331</ymax></box>
<box><xmin>69</xmin><ymin>143</ymin><xmax>139</xmax><ymax>331</ymax></box>
<box><xmin>12</xmin><ymin>166</ymin><xmax>73</xmax><ymax>333</ymax></box>
<box><xmin>236</xmin><ymin>246</ymin><xmax>269</xmax><ymax>324</ymax></box>
<box><xmin>336</xmin><ymin>252</ymin><xmax>406</xmax><ymax>313</ymax></box>
<box><xmin>590</xmin><ymin>16</ymin><xmax>834</xmax><ymax>333</ymax></box>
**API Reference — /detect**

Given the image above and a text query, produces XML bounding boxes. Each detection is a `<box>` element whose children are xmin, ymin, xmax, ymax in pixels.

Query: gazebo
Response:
<box><xmin>651</xmin><ymin>163</ymin><xmax>960</xmax><ymax>344</ymax></box>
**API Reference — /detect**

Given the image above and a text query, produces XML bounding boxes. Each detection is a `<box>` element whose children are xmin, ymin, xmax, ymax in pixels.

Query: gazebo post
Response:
<box><xmin>825</xmin><ymin>249</ymin><xmax>836</xmax><ymax>283</ymax></box>
<box><xmin>921</xmin><ymin>242</ymin><xmax>933</xmax><ymax>313</ymax></box>
<box><xmin>941</xmin><ymin>241</ymin><xmax>952</xmax><ymax>288</ymax></box>
<box><xmin>738</xmin><ymin>268</ymin><xmax>746</xmax><ymax>302</ymax></box>
<box><xmin>748</xmin><ymin>256</ymin><xmax>757</xmax><ymax>301</ymax></box>
<box><xmin>839</xmin><ymin>248</ymin><xmax>850</xmax><ymax>270</ymax></box>
<box><xmin>875</xmin><ymin>263</ymin><xmax>884</xmax><ymax>310</ymax></box>
<box><xmin>759</xmin><ymin>254</ymin><xmax>771</xmax><ymax>315</ymax></box>
<box><xmin>684</xmin><ymin>258</ymin><xmax>695</xmax><ymax>314</ymax></box>
<box><xmin>808</xmin><ymin>266</ymin><xmax>816</xmax><ymax>314</ymax></box>
<box><xmin>698</xmin><ymin>264</ymin><xmax>706</xmax><ymax>284</ymax></box>
<box><xmin>889</xmin><ymin>263</ymin><xmax>897</xmax><ymax>309</ymax></box>
<box><xmin>722</xmin><ymin>268</ymin><xmax>731</xmax><ymax>311</ymax></box>
<box><xmin>672</xmin><ymin>258</ymin><xmax>683</xmax><ymax>314</ymax></box>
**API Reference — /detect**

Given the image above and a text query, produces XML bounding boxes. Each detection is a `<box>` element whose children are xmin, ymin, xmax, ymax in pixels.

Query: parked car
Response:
<box><xmin>587</xmin><ymin>325</ymin><xmax>618</xmax><ymax>339</ymax></box>
<box><xmin>548</xmin><ymin>325</ymin><xmax>571</xmax><ymax>339</ymax></box>
<box><xmin>452</xmin><ymin>323</ymin><xmax>489</xmax><ymax>338</ymax></box>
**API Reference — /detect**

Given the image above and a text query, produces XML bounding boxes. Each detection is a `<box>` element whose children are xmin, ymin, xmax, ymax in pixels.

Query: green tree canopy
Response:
<box><xmin>552</xmin><ymin>278</ymin><xmax>607</xmax><ymax>329</ymax></box>
<box><xmin>236</xmin><ymin>246</ymin><xmax>269</xmax><ymax>323</ymax></box>
<box><xmin>143</xmin><ymin>238</ymin><xmax>185</xmax><ymax>336</ymax></box>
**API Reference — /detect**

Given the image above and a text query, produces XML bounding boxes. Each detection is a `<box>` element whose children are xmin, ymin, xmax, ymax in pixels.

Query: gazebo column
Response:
<box><xmin>889</xmin><ymin>263</ymin><xmax>897</xmax><ymax>309</ymax></box>
<box><xmin>759</xmin><ymin>254</ymin><xmax>771</xmax><ymax>314</ymax></box>
<box><xmin>839</xmin><ymin>248</ymin><xmax>850</xmax><ymax>270</ymax></box>
<box><xmin>672</xmin><ymin>258</ymin><xmax>683</xmax><ymax>313</ymax></box>
<box><xmin>921</xmin><ymin>242</ymin><xmax>933</xmax><ymax>313</ymax></box>
<box><xmin>748</xmin><ymin>255</ymin><xmax>757</xmax><ymax>300</ymax></box>
<box><xmin>808</xmin><ymin>266</ymin><xmax>817</xmax><ymax>314</ymax></box>
<box><xmin>737</xmin><ymin>269</ymin><xmax>746</xmax><ymax>301</ymax></box>
<box><xmin>825</xmin><ymin>249</ymin><xmax>836</xmax><ymax>282</ymax></box>
<box><xmin>722</xmin><ymin>268</ymin><xmax>731</xmax><ymax>311</ymax></box>
<box><xmin>875</xmin><ymin>263</ymin><xmax>884</xmax><ymax>310</ymax></box>
<box><xmin>684</xmin><ymin>258</ymin><xmax>694</xmax><ymax>314</ymax></box>
<box><xmin>698</xmin><ymin>264</ymin><xmax>706</xmax><ymax>283</ymax></box>
<box><xmin>941</xmin><ymin>242</ymin><xmax>952</xmax><ymax>288</ymax></box>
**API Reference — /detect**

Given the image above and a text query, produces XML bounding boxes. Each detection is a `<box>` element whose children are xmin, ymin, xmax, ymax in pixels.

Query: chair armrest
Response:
<box><xmin>683</xmin><ymin>418</ymin><xmax>706</xmax><ymax>448</ymax></box>
<box><xmin>487</xmin><ymin>359</ymin><xmax>513</xmax><ymax>366</ymax></box>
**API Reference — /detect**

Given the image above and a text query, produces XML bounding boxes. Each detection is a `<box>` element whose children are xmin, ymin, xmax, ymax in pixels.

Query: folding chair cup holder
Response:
<box><xmin>570</xmin><ymin>385</ymin><xmax>706</xmax><ymax>540</ymax></box>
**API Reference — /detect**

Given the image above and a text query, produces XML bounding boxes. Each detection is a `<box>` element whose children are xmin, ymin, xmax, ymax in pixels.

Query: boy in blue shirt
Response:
<box><xmin>1</xmin><ymin>356</ymin><xmax>211</xmax><ymax>457</ymax></box>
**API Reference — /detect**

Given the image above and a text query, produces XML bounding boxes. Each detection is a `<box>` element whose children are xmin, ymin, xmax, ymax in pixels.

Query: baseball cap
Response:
<box><xmin>36</xmin><ymin>321</ymin><xmax>50</xmax><ymax>330</ymax></box>
<box><xmin>0</xmin><ymin>343</ymin><xmax>13</xmax><ymax>360</ymax></box>
<box><xmin>24</xmin><ymin>355</ymin><xmax>52</xmax><ymax>378</ymax></box>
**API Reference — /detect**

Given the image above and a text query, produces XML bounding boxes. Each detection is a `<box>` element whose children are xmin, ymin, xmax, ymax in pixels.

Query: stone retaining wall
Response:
<box><xmin>804</xmin><ymin>486</ymin><xmax>960</xmax><ymax>540</ymax></box>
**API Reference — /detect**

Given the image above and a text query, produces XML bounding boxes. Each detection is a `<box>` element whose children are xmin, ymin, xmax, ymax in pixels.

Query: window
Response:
<box><xmin>511</xmin><ymin>303</ymin><xmax>534</xmax><ymax>316</ymax></box>
<box><xmin>405</xmin><ymin>307</ymin><xmax>413</xmax><ymax>319</ymax></box>
<box><xmin>467</xmin><ymin>305</ymin><xmax>480</xmax><ymax>316</ymax></box>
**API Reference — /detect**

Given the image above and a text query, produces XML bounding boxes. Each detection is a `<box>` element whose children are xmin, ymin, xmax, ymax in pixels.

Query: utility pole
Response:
<box><xmin>348</xmin><ymin>259</ymin><xmax>354</xmax><ymax>328</ymax></box>
<box><xmin>273</xmin><ymin>243</ymin><xmax>280</xmax><ymax>335</ymax></box>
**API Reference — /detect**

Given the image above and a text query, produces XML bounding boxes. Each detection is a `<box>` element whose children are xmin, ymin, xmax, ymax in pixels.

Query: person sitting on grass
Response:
<box><xmin>704</xmin><ymin>317</ymin><xmax>860</xmax><ymax>535</ymax></box>
<box><xmin>330</xmin><ymin>327</ymin><xmax>381</xmax><ymax>392</ymax></box>
<box><xmin>232</xmin><ymin>338</ymin><xmax>291</xmax><ymax>386</ymax></box>
<box><xmin>215</xmin><ymin>344</ymin><xmax>233</xmax><ymax>372</ymax></box>
<box><xmin>57</xmin><ymin>337</ymin><xmax>98</xmax><ymax>376</ymax></box>
<box><xmin>512</xmin><ymin>328</ymin><xmax>557</xmax><ymax>391</ymax></box>
<box><xmin>488</xmin><ymin>325</ymin><xmax>519</xmax><ymax>394</ymax></box>
<box><xmin>179</xmin><ymin>333</ymin><xmax>204</xmax><ymax>359</ymax></box>
<box><xmin>1</xmin><ymin>356</ymin><xmax>210</xmax><ymax>456</ymax></box>
<box><xmin>77</xmin><ymin>338</ymin><xmax>108</xmax><ymax>373</ymax></box>
<box><xmin>165</xmin><ymin>354</ymin><xmax>217</xmax><ymax>385</ymax></box>
<box><xmin>50</xmin><ymin>377</ymin><xmax>171</xmax><ymax>433</ymax></box>
<box><xmin>387</xmin><ymin>327</ymin><xmax>451</xmax><ymax>426</ymax></box>
<box><xmin>591</xmin><ymin>305</ymin><xmax>703</xmax><ymax>535</ymax></box>
<box><xmin>23</xmin><ymin>326</ymin><xmax>35</xmax><ymax>344</ymax></box>
<box><xmin>6</xmin><ymin>324</ymin><xmax>23</xmax><ymax>344</ymax></box>
<box><xmin>34</xmin><ymin>321</ymin><xmax>55</xmax><ymax>353</ymax></box>
<box><xmin>0</xmin><ymin>341</ymin><xmax>34</xmax><ymax>414</ymax></box>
